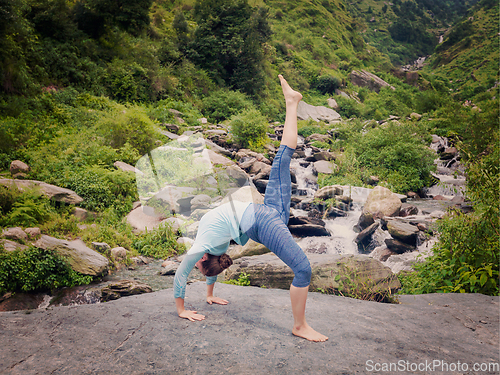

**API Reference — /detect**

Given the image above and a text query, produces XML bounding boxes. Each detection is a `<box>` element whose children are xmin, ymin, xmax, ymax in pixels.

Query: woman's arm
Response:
<box><xmin>206</xmin><ymin>282</ymin><xmax>228</xmax><ymax>305</ymax></box>
<box><xmin>173</xmin><ymin>249</ymin><xmax>205</xmax><ymax>321</ymax></box>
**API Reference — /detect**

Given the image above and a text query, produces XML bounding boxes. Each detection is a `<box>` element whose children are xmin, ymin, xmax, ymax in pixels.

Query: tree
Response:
<box><xmin>189</xmin><ymin>0</ymin><xmax>271</xmax><ymax>96</ymax></box>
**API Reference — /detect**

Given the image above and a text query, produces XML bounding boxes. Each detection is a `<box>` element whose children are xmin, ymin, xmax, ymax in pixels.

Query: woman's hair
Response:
<box><xmin>199</xmin><ymin>253</ymin><xmax>233</xmax><ymax>277</ymax></box>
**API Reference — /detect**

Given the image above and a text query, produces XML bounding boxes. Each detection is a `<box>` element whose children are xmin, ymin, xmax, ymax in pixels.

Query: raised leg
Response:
<box><xmin>278</xmin><ymin>74</ymin><xmax>302</xmax><ymax>149</ymax></box>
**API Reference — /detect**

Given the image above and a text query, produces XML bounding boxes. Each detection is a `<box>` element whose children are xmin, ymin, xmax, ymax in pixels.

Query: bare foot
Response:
<box><xmin>279</xmin><ymin>74</ymin><xmax>302</xmax><ymax>105</ymax></box>
<box><xmin>292</xmin><ymin>323</ymin><xmax>329</xmax><ymax>342</ymax></box>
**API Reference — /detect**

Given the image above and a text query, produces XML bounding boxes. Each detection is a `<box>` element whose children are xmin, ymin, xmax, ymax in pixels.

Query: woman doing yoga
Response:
<box><xmin>173</xmin><ymin>75</ymin><xmax>328</xmax><ymax>342</ymax></box>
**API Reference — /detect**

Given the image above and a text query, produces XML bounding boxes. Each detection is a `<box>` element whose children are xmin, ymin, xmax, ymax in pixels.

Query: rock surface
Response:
<box><xmin>363</xmin><ymin>186</ymin><xmax>402</xmax><ymax>219</ymax></box>
<box><xmin>0</xmin><ymin>284</ymin><xmax>497</xmax><ymax>374</ymax></box>
<box><xmin>351</xmin><ymin>70</ymin><xmax>396</xmax><ymax>93</ymax></box>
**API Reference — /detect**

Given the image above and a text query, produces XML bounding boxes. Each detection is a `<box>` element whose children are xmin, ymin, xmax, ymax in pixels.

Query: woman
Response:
<box><xmin>174</xmin><ymin>75</ymin><xmax>328</xmax><ymax>342</ymax></box>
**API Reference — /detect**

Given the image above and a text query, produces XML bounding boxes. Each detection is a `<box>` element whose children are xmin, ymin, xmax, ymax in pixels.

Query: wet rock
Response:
<box><xmin>387</xmin><ymin>221</ymin><xmax>419</xmax><ymax>246</ymax></box>
<box><xmin>288</xmin><ymin>224</ymin><xmax>330</xmax><ymax>237</ymax></box>
<box><xmin>2</xmin><ymin>227</ymin><xmax>27</xmax><ymax>241</ymax></box>
<box><xmin>34</xmin><ymin>235</ymin><xmax>109</xmax><ymax>276</ymax></box>
<box><xmin>363</xmin><ymin>186</ymin><xmax>402</xmax><ymax>219</ymax></box>
<box><xmin>355</xmin><ymin>222</ymin><xmax>380</xmax><ymax>248</ymax></box>
<box><xmin>326</xmin><ymin>207</ymin><xmax>347</xmax><ymax>218</ymax></box>
<box><xmin>100</xmin><ymin>280</ymin><xmax>152</xmax><ymax>302</ymax></box>
<box><xmin>356</xmin><ymin>211</ymin><xmax>375</xmax><ymax>231</ymax></box>
<box><xmin>314</xmin><ymin>185</ymin><xmax>343</xmax><ymax>200</ymax></box>
<box><xmin>226</xmin><ymin>253</ymin><xmax>400</xmax><ymax>296</ymax></box>
<box><xmin>385</xmin><ymin>238</ymin><xmax>415</xmax><ymax>254</ymax></box>
<box><xmin>399</xmin><ymin>204</ymin><xmax>419</xmax><ymax>217</ymax></box>
<box><xmin>0</xmin><ymin>179</ymin><xmax>83</xmax><ymax>205</ymax></box>
<box><xmin>440</xmin><ymin>147</ymin><xmax>458</xmax><ymax>160</ymax></box>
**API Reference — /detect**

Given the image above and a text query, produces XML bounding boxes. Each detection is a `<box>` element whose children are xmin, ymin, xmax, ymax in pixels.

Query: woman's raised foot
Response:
<box><xmin>279</xmin><ymin>74</ymin><xmax>302</xmax><ymax>105</ymax></box>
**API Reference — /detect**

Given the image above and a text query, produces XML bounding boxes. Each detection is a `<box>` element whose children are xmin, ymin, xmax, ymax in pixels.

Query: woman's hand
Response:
<box><xmin>178</xmin><ymin>309</ymin><xmax>205</xmax><ymax>322</ymax></box>
<box><xmin>206</xmin><ymin>296</ymin><xmax>228</xmax><ymax>305</ymax></box>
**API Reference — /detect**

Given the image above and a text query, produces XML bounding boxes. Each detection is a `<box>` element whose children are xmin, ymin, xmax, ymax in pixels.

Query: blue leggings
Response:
<box><xmin>240</xmin><ymin>145</ymin><xmax>312</xmax><ymax>288</ymax></box>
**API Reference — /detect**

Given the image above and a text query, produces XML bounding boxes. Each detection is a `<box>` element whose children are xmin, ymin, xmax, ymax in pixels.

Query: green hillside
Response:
<box><xmin>0</xmin><ymin>0</ymin><xmax>498</xmax><ymax>296</ymax></box>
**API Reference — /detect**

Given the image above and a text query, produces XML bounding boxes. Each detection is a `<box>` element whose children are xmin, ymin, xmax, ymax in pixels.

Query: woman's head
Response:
<box><xmin>196</xmin><ymin>253</ymin><xmax>233</xmax><ymax>277</ymax></box>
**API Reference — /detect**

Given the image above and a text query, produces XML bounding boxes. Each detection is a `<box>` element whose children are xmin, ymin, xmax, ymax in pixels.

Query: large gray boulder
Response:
<box><xmin>34</xmin><ymin>235</ymin><xmax>109</xmax><ymax>276</ymax></box>
<box><xmin>225</xmin><ymin>253</ymin><xmax>400</xmax><ymax>297</ymax></box>
<box><xmin>314</xmin><ymin>185</ymin><xmax>343</xmax><ymax>200</ymax></box>
<box><xmin>350</xmin><ymin>70</ymin><xmax>395</xmax><ymax>93</ymax></box>
<box><xmin>0</xmin><ymin>179</ymin><xmax>83</xmax><ymax>205</ymax></box>
<box><xmin>297</xmin><ymin>101</ymin><xmax>341</xmax><ymax>122</ymax></box>
<box><xmin>363</xmin><ymin>186</ymin><xmax>402</xmax><ymax>219</ymax></box>
<box><xmin>126</xmin><ymin>206</ymin><xmax>164</xmax><ymax>232</ymax></box>
<box><xmin>10</xmin><ymin>160</ymin><xmax>30</xmax><ymax>178</ymax></box>
<box><xmin>313</xmin><ymin>160</ymin><xmax>337</xmax><ymax>174</ymax></box>
<box><xmin>100</xmin><ymin>280</ymin><xmax>152</xmax><ymax>302</ymax></box>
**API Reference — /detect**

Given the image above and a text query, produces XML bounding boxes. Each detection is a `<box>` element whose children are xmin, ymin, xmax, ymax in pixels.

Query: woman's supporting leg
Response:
<box><xmin>290</xmin><ymin>285</ymin><xmax>328</xmax><ymax>342</ymax></box>
<box><xmin>279</xmin><ymin>74</ymin><xmax>302</xmax><ymax>149</ymax></box>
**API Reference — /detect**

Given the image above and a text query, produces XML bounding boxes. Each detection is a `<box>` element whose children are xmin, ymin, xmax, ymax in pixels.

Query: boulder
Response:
<box><xmin>227</xmin><ymin>239</ymin><xmax>270</xmax><ymax>260</ymax></box>
<box><xmin>159</xmin><ymin>261</ymin><xmax>179</xmax><ymax>276</ymax></box>
<box><xmin>0</xmin><ymin>239</ymin><xmax>29</xmax><ymax>252</ymax></box>
<box><xmin>190</xmin><ymin>194</ymin><xmax>211</xmax><ymax>210</ymax></box>
<box><xmin>385</xmin><ymin>238</ymin><xmax>415</xmax><ymax>254</ymax></box>
<box><xmin>305</xmin><ymin>133</ymin><xmax>330</xmax><ymax>144</ymax></box>
<box><xmin>327</xmin><ymin>98</ymin><xmax>339</xmax><ymax>110</ymax></box>
<box><xmin>313</xmin><ymin>160</ymin><xmax>336</xmax><ymax>175</ymax></box>
<box><xmin>25</xmin><ymin>227</ymin><xmax>41</xmax><ymax>239</ymax></box>
<box><xmin>160</xmin><ymin>217</ymin><xmax>185</xmax><ymax>232</ymax></box>
<box><xmin>113</xmin><ymin>161</ymin><xmax>143</xmax><ymax>175</ymax></box>
<box><xmin>387</xmin><ymin>221</ymin><xmax>419</xmax><ymax>246</ymax></box>
<box><xmin>313</xmin><ymin>151</ymin><xmax>335</xmax><ymax>161</ymax></box>
<box><xmin>111</xmin><ymin>247</ymin><xmax>128</xmax><ymax>261</ymax></box>
<box><xmin>100</xmin><ymin>280</ymin><xmax>152</xmax><ymax>302</ymax></box>
<box><xmin>34</xmin><ymin>235</ymin><xmax>109</xmax><ymax>276</ymax></box>
<box><xmin>225</xmin><ymin>253</ymin><xmax>400</xmax><ymax>297</ymax></box>
<box><xmin>356</xmin><ymin>211</ymin><xmax>375</xmax><ymax>231</ymax></box>
<box><xmin>10</xmin><ymin>160</ymin><xmax>30</xmax><ymax>177</ymax></box>
<box><xmin>297</xmin><ymin>101</ymin><xmax>341</xmax><ymax>122</ymax></box>
<box><xmin>225</xmin><ymin>165</ymin><xmax>250</xmax><ymax>186</ymax></box>
<box><xmin>2</xmin><ymin>227</ymin><xmax>27</xmax><ymax>241</ymax></box>
<box><xmin>205</xmin><ymin>149</ymin><xmax>235</xmax><ymax>166</ymax></box>
<box><xmin>71</xmin><ymin>207</ymin><xmax>93</xmax><ymax>221</ymax></box>
<box><xmin>410</xmin><ymin>112</ymin><xmax>422</xmax><ymax>121</ymax></box>
<box><xmin>126</xmin><ymin>206</ymin><xmax>163</xmax><ymax>232</ymax></box>
<box><xmin>363</xmin><ymin>186</ymin><xmax>402</xmax><ymax>219</ymax></box>
<box><xmin>351</xmin><ymin>70</ymin><xmax>395</xmax><ymax>93</ymax></box>
<box><xmin>235</xmin><ymin>149</ymin><xmax>271</xmax><ymax>164</ymax></box>
<box><xmin>326</xmin><ymin>206</ymin><xmax>347</xmax><ymax>218</ymax></box>
<box><xmin>0</xmin><ymin>179</ymin><xmax>83</xmax><ymax>205</ymax></box>
<box><xmin>92</xmin><ymin>242</ymin><xmax>111</xmax><ymax>255</ymax></box>
<box><xmin>440</xmin><ymin>147</ymin><xmax>458</xmax><ymax>160</ymax></box>
<box><xmin>369</xmin><ymin>246</ymin><xmax>397</xmax><ymax>262</ymax></box>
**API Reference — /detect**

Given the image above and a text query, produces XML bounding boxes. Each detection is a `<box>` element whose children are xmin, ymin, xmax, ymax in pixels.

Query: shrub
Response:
<box><xmin>0</xmin><ymin>247</ymin><xmax>94</xmax><ymax>294</ymax></box>
<box><xmin>202</xmin><ymin>89</ymin><xmax>256</xmax><ymax>123</ymax></box>
<box><xmin>229</xmin><ymin>109</ymin><xmax>269</xmax><ymax>149</ymax></box>
<box><xmin>132</xmin><ymin>223</ymin><xmax>182</xmax><ymax>259</ymax></box>
<box><xmin>0</xmin><ymin>188</ymin><xmax>54</xmax><ymax>228</ymax></box>
<box><xmin>313</xmin><ymin>75</ymin><xmax>341</xmax><ymax>95</ymax></box>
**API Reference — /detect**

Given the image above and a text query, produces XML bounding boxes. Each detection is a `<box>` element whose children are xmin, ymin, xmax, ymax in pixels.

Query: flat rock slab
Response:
<box><xmin>0</xmin><ymin>283</ymin><xmax>498</xmax><ymax>374</ymax></box>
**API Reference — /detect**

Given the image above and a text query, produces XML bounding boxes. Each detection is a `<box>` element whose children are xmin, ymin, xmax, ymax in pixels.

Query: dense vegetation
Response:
<box><xmin>0</xmin><ymin>0</ymin><xmax>498</xmax><ymax>296</ymax></box>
